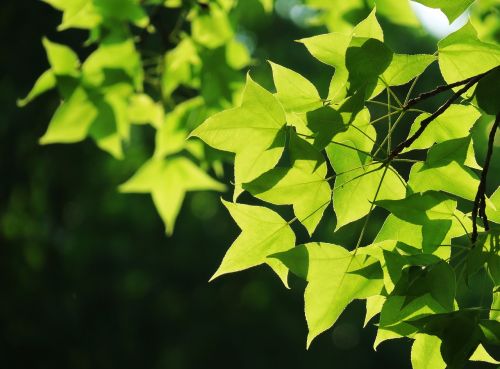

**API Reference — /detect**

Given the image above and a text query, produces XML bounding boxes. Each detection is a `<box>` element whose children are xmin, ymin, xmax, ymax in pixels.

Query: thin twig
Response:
<box><xmin>471</xmin><ymin>114</ymin><xmax>500</xmax><ymax>243</ymax></box>
<box><xmin>373</xmin><ymin>110</ymin><xmax>406</xmax><ymax>158</ymax></box>
<box><xmin>387</xmin><ymin>88</ymin><xmax>392</xmax><ymax>155</ymax></box>
<box><xmin>403</xmin><ymin>71</ymin><xmax>490</xmax><ymax>110</ymax></box>
<box><xmin>386</xmin><ymin>74</ymin><xmax>486</xmax><ymax>163</ymax></box>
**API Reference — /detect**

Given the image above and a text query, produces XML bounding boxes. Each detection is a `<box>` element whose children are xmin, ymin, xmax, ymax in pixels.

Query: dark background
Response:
<box><xmin>1</xmin><ymin>2</ymin><xmax>498</xmax><ymax>369</ymax></box>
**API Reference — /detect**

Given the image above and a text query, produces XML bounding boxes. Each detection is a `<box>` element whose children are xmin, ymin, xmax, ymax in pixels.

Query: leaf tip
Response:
<box><xmin>16</xmin><ymin>98</ymin><xmax>27</xmax><ymax>108</ymax></box>
<box><xmin>38</xmin><ymin>135</ymin><xmax>50</xmax><ymax>145</ymax></box>
<box><xmin>209</xmin><ymin>268</ymin><xmax>223</xmax><ymax>283</ymax></box>
<box><xmin>306</xmin><ymin>333</ymin><xmax>316</xmax><ymax>350</ymax></box>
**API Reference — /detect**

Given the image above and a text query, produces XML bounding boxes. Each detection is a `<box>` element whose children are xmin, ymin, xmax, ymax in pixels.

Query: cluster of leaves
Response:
<box><xmin>190</xmin><ymin>4</ymin><xmax>500</xmax><ymax>369</ymax></box>
<box><xmin>21</xmin><ymin>0</ymin><xmax>500</xmax><ymax>368</ymax></box>
<box><xmin>20</xmin><ymin>0</ymin><xmax>273</xmax><ymax>235</ymax></box>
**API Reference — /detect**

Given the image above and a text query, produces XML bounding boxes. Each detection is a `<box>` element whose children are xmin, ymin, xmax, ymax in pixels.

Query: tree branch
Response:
<box><xmin>472</xmin><ymin>114</ymin><xmax>500</xmax><ymax>243</ymax></box>
<box><xmin>386</xmin><ymin>74</ymin><xmax>485</xmax><ymax>163</ymax></box>
<box><xmin>403</xmin><ymin>71</ymin><xmax>490</xmax><ymax>110</ymax></box>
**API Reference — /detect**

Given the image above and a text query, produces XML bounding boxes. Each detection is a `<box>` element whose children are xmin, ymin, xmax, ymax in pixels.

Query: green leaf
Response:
<box><xmin>475</xmin><ymin>66</ymin><xmax>500</xmax><ymax>115</ymax></box>
<box><xmin>93</xmin><ymin>0</ymin><xmax>148</xmax><ymax>27</ymax></box>
<box><xmin>413</xmin><ymin>0</ymin><xmax>474</xmax><ymax>23</ymax></box>
<box><xmin>120</xmin><ymin>157</ymin><xmax>225</xmax><ymax>235</ymax></box>
<box><xmin>344</xmin><ymin>37</ymin><xmax>393</xmax><ymax>100</ymax></box>
<box><xmin>244</xmin><ymin>132</ymin><xmax>331</xmax><ymax>235</ymax></box>
<box><xmin>375</xmin><ymin>262</ymin><xmax>456</xmax><ymax>347</ymax></box>
<box><xmin>438</xmin><ymin>22</ymin><xmax>500</xmax><ymax>85</ymax></box>
<box><xmin>376</xmin><ymin>192</ymin><xmax>456</xmax><ymax>253</ymax></box>
<box><xmin>370</xmin><ymin>53</ymin><xmax>436</xmax><ymax>98</ymax></box>
<box><xmin>190</xmin><ymin>74</ymin><xmax>287</xmax><ymax>199</ymax></box>
<box><xmin>411</xmin><ymin>333</ymin><xmax>446</xmax><ymax>369</ymax></box>
<box><xmin>39</xmin><ymin>87</ymin><xmax>97</xmax><ymax>144</ymax></box>
<box><xmin>404</xmin><ymin>105</ymin><xmax>481</xmax><ymax>152</ymax></box>
<box><xmin>486</xmin><ymin>187</ymin><xmax>500</xmax><ymax>225</ymax></box>
<box><xmin>375</xmin><ymin>208</ymin><xmax>472</xmax><ymax>260</ymax></box>
<box><xmin>352</xmin><ymin>8</ymin><xmax>384</xmax><ymax>42</ymax></box>
<box><xmin>298</xmin><ymin>32</ymin><xmax>352</xmax><ymax>68</ymax></box>
<box><xmin>226</xmin><ymin>39</ymin><xmax>251</xmax><ymax>70</ymax></box>
<box><xmin>408</xmin><ymin>138</ymin><xmax>480</xmax><ymax>201</ymax></box>
<box><xmin>210</xmin><ymin>200</ymin><xmax>296</xmax><ymax>286</ymax></box>
<box><xmin>330</xmin><ymin>160</ymin><xmax>406</xmax><ymax>229</ymax></box>
<box><xmin>491</xmin><ymin>293</ymin><xmax>500</xmax><ymax>321</ymax></box>
<box><xmin>128</xmin><ymin>94</ymin><xmax>164</xmax><ymax>128</ymax></box>
<box><xmin>358</xmin><ymin>240</ymin><xmax>441</xmax><ymax>293</ymax></box>
<box><xmin>82</xmin><ymin>33</ymin><xmax>143</xmax><ymax>90</ymax></box>
<box><xmin>323</xmin><ymin>108</ymin><xmax>405</xmax><ymax>229</ymax></box>
<box><xmin>375</xmin><ymin>0</ymin><xmax>420</xmax><ymax>27</ymax></box>
<box><xmin>270</xmin><ymin>61</ymin><xmax>323</xmax><ymax>113</ymax></box>
<box><xmin>155</xmin><ymin>98</ymin><xmax>205</xmax><ymax>159</ymax></box>
<box><xmin>469</xmin><ymin>344</ymin><xmax>500</xmax><ymax>364</ymax></box>
<box><xmin>365</xmin><ymin>295</ymin><xmax>386</xmax><ymax>327</ymax></box>
<box><xmin>191</xmin><ymin>4</ymin><xmax>234</xmax><ymax>49</ymax></box>
<box><xmin>357</xmin><ymin>240</ymin><xmax>406</xmax><ymax>293</ymax></box>
<box><xmin>382</xmin><ymin>54</ymin><xmax>436</xmax><ymax>86</ymax></box>
<box><xmin>409</xmin><ymin>161</ymin><xmax>479</xmax><ymax>201</ymax></box>
<box><xmin>162</xmin><ymin>37</ymin><xmax>201</xmax><ymax>97</ymax></box>
<box><xmin>44</xmin><ymin>0</ymin><xmax>102</xmax><ymax>30</ymax></box>
<box><xmin>299</xmin><ymin>10</ymin><xmax>387</xmax><ymax>104</ymax></box>
<box><xmin>258</xmin><ymin>0</ymin><xmax>273</xmax><ymax>12</ymax></box>
<box><xmin>288</xmin><ymin>106</ymin><xmax>345</xmax><ymax>150</ymax></box>
<box><xmin>17</xmin><ymin>69</ymin><xmax>56</xmax><ymax>107</ymax></box>
<box><xmin>88</xmin><ymin>92</ymin><xmax>130</xmax><ymax>159</ymax></box>
<box><xmin>42</xmin><ymin>38</ymin><xmax>80</xmax><ymax>76</ymax></box>
<box><xmin>303</xmin><ymin>0</ymin><xmax>365</xmax><ymax>33</ymax></box>
<box><xmin>272</xmin><ymin>242</ymin><xmax>383</xmax><ymax>347</ymax></box>
<box><xmin>480</xmin><ymin>320</ymin><xmax>500</xmax><ymax>343</ymax></box>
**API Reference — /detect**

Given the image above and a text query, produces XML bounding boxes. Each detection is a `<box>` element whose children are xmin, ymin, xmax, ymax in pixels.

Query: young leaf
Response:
<box><xmin>272</xmin><ymin>242</ymin><xmax>383</xmax><ymax>347</ymax></box>
<box><xmin>382</xmin><ymin>54</ymin><xmax>436</xmax><ymax>86</ymax></box>
<box><xmin>408</xmin><ymin>138</ymin><xmax>480</xmax><ymax>200</ymax></box>
<box><xmin>411</xmin><ymin>333</ymin><xmax>446</xmax><ymax>369</ymax></box>
<box><xmin>120</xmin><ymin>157</ymin><xmax>225</xmax><ymax>235</ymax></box>
<box><xmin>413</xmin><ymin>0</ymin><xmax>474</xmax><ymax>23</ymax></box>
<box><xmin>469</xmin><ymin>344</ymin><xmax>500</xmax><ymax>364</ymax></box>
<box><xmin>376</xmin><ymin>192</ymin><xmax>456</xmax><ymax>253</ymax></box>
<box><xmin>191</xmin><ymin>4</ymin><xmax>234</xmax><ymax>49</ymax></box>
<box><xmin>352</xmin><ymin>8</ymin><xmax>384</xmax><ymax>42</ymax></box>
<box><xmin>404</xmin><ymin>105</ymin><xmax>481</xmax><ymax>152</ymax></box>
<box><xmin>438</xmin><ymin>22</ymin><xmax>500</xmax><ymax>85</ymax></box>
<box><xmin>211</xmin><ymin>200</ymin><xmax>296</xmax><ymax>287</ymax></box>
<box><xmin>190</xmin><ymin>74</ymin><xmax>287</xmax><ymax>199</ymax></box>
<box><xmin>82</xmin><ymin>34</ymin><xmax>144</xmax><ymax>90</ymax></box>
<box><xmin>39</xmin><ymin>87</ymin><xmax>97</xmax><ymax>144</ymax></box>
<box><xmin>370</xmin><ymin>53</ymin><xmax>436</xmax><ymax>98</ymax></box>
<box><xmin>244</xmin><ymin>132</ymin><xmax>331</xmax><ymax>235</ymax></box>
<box><xmin>42</xmin><ymin>38</ymin><xmax>81</xmax><ymax>77</ymax></box>
<box><xmin>486</xmin><ymin>186</ymin><xmax>500</xmax><ymax>225</ymax></box>
<box><xmin>475</xmin><ymin>66</ymin><xmax>500</xmax><ymax>115</ymax></box>
<box><xmin>17</xmin><ymin>70</ymin><xmax>56</xmax><ymax>107</ymax></box>
<box><xmin>270</xmin><ymin>61</ymin><xmax>323</xmax><ymax>113</ymax></box>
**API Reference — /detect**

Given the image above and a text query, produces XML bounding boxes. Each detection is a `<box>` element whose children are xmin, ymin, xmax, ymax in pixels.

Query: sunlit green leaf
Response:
<box><xmin>438</xmin><ymin>22</ymin><xmax>500</xmax><ymax>85</ymax></box>
<box><xmin>120</xmin><ymin>157</ymin><xmax>225</xmax><ymax>235</ymax></box>
<box><xmin>17</xmin><ymin>70</ymin><xmax>56</xmax><ymax>107</ymax></box>
<box><xmin>272</xmin><ymin>242</ymin><xmax>383</xmax><ymax>347</ymax></box>
<box><xmin>414</xmin><ymin>0</ymin><xmax>474</xmax><ymax>23</ymax></box>
<box><xmin>190</xmin><ymin>74</ymin><xmax>286</xmax><ymax>199</ymax></box>
<box><xmin>39</xmin><ymin>87</ymin><xmax>97</xmax><ymax>145</ymax></box>
<box><xmin>245</xmin><ymin>132</ymin><xmax>331</xmax><ymax>235</ymax></box>
<box><xmin>404</xmin><ymin>105</ymin><xmax>481</xmax><ymax>152</ymax></box>
<box><xmin>211</xmin><ymin>200</ymin><xmax>296</xmax><ymax>286</ymax></box>
<box><xmin>411</xmin><ymin>333</ymin><xmax>446</xmax><ymax>369</ymax></box>
<box><xmin>270</xmin><ymin>61</ymin><xmax>323</xmax><ymax>113</ymax></box>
